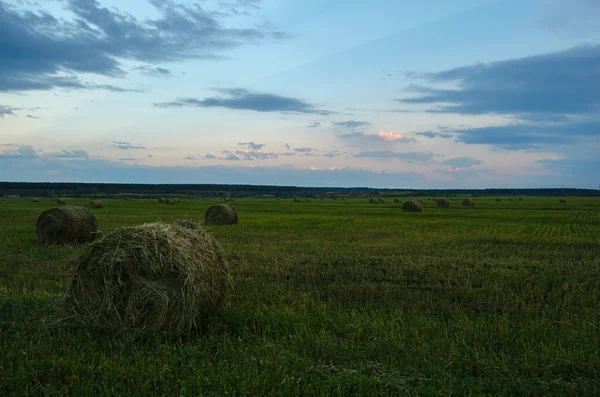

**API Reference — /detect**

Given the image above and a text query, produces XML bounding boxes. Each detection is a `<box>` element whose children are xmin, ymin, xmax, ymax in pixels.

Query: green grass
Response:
<box><xmin>1</xmin><ymin>197</ymin><xmax>599</xmax><ymax>396</ymax></box>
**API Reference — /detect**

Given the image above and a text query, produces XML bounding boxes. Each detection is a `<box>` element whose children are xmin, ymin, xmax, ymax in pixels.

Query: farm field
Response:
<box><xmin>1</xmin><ymin>197</ymin><xmax>599</xmax><ymax>395</ymax></box>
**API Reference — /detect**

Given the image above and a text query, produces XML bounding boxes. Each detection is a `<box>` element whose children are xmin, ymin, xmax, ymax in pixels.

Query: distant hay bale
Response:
<box><xmin>403</xmin><ymin>200</ymin><xmax>423</xmax><ymax>212</ymax></box>
<box><xmin>158</xmin><ymin>198</ymin><xmax>166</xmax><ymax>204</ymax></box>
<box><xmin>496</xmin><ymin>198</ymin><xmax>501</xmax><ymax>202</ymax></box>
<box><xmin>36</xmin><ymin>206</ymin><xmax>97</xmax><ymax>245</ymax></box>
<box><xmin>205</xmin><ymin>204</ymin><xmax>238</xmax><ymax>225</ymax></box>
<box><xmin>293</xmin><ymin>198</ymin><xmax>301</xmax><ymax>202</ymax></box>
<box><xmin>55</xmin><ymin>222</ymin><xmax>230</xmax><ymax>335</ymax></box>
<box><xmin>89</xmin><ymin>200</ymin><xmax>104</xmax><ymax>209</ymax></box>
<box><xmin>177</xmin><ymin>219</ymin><xmax>199</xmax><ymax>230</ymax></box>
<box><xmin>393</xmin><ymin>198</ymin><xmax>401</xmax><ymax>204</ymax></box>
<box><xmin>304</xmin><ymin>198</ymin><xmax>311</xmax><ymax>202</ymax></box>
<box><xmin>462</xmin><ymin>198</ymin><xmax>475</xmax><ymax>207</ymax></box>
<box><xmin>519</xmin><ymin>198</ymin><xmax>524</xmax><ymax>201</ymax></box>
<box><xmin>124</xmin><ymin>197</ymin><xmax>131</xmax><ymax>201</ymax></box>
<box><xmin>436</xmin><ymin>199</ymin><xmax>450</xmax><ymax>208</ymax></box>
<box><xmin>378</xmin><ymin>198</ymin><xmax>385</xmax><ymax>204</ymax></box>
<box><xmin>57</xmin><ymin>198</ymin><xmax>66</xmax><ymax>205</ymax></box>
<box><xmin>559</xmin><ymin>199</ymin><xmax>567</xmax><ymax>203</ymax></box>
<box><xmin>369</xmin><ymin>198</ymin><xmax>377</xmax><ymax>204</ymax></box>
<box><xmin>508</xmin><ymin>198</ymin><xmax>514</xmax><ymax>201</ymax></box>
<box><xmin>30</xmin><ymin>198</ymin><xmax>40</xmax><ymax>203</ymax></box>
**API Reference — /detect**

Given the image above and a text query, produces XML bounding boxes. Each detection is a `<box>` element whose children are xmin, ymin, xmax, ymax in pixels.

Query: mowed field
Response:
<box><xmin>1</xmin><ymin>197</ymin><xmax>599</xmax><ymax>396</ymax></box>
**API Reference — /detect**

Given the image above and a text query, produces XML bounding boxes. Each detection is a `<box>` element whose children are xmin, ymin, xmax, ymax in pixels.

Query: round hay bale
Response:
<box><xmin>496</xmin><ymin>198</ymin><xmax>502</xmax><ymax>202</ymax></box>
<box><xmin>36</xmin><ymin>206</ymin><xmax>98</xmax><ymax>245</ymax></box>
<box><xmin>158</xmin><ymin>198</ymin><xmax>166</xmax><ymax>204</ymax></box>
<box><xmin>293</xmin><ymin>198</ymin><xmax>300</xmax><ymax>202</ymax></box>
<box><xmin>90</xmin><ymin>200</ymin><xmax>104</xmax><ymax>209</ymax></box>
<box><xmin>30</xmin><ymin>198</ymin><xmax>40</xmax><ymax>203</ymax></box>
<box><xmin>462</xmin><ymin>198</ymin><xmax>475</xmax><ymax>207</ymax></box>
<box><xmin>436</xmin><ymin>199</ymin><xmax>450</xmax><ymax>208</ymax></box>
<box><xmin>378</xmin><ymin>198</ymin><xmax>385</xmax><ymax>204</ymax></box>
<box><xmin>57</xmin><ymin>198</ymin><xmax>66</xmax><ymax>205</ymax></box>
<box><xmin>177</xmin><ymin>219</ymin><xmax>199</xmax><ymax>230</ymax></box>
<box><xmin>402</xmin><ymin>200</ymin><xmax>423</xmax><ymax>212</ymax></box>
<box><xmin>56</xmin><ymin>222</ymin><xmax>230</xmax><ymax>334</ymax></box>
<box><xmin>205</xmin><ymin>204</ymin><xmax>238</xmax><ymax>225</ymax></box>
<box><xmin>369</xmin><ymin>198</ymin><xmax>377</xmax><ymax>204</ymax></box>
<box><xmin>393</xmin><ymin>198</ymin><xmax>401</xmax><ymax>204</ymax></box>
<box><xmin>519</xmin><ymin>197</ymin><xmax>524</xmax><ymax>201</ymax></box>
<box><xmin>559</xmin><ymin>199</ymin><xmax>567</xmax><ymax>203</ymax></box>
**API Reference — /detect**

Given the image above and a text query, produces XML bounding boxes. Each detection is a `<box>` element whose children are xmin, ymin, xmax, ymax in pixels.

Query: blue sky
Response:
<box><xmin>1</xmin><ymin>0</ymin><xmax>599</xmax><ymax>188</ymax></box>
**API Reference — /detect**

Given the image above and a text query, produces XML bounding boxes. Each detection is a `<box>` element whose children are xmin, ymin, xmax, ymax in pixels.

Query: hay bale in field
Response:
<box><xmin>496</xmin><ymin>198</ymin><xmax>501</xmax><ymax>202</ymax></box>
<box><xmin>36</xmin><ymin>206</ymin><xmax>97</xmax><ymax>245</ymax></box>
<box><xmin>559</xmin><ymin>199</ymin><xmax>567</xmax><ymax>203</ymax></box>
<box><xmin>436</xmin><ymin>198</ymin><xmax>450</xmax><ymax>208</ymax></box>
<box><xmin>30</xmin><ymin>198</ymin><xmax>40</xmax><ymax>203</ymax></box>
<box><xmin>462</xmin><ymin>198</ymin><xmax>475</xmax><ymax>207</ymax></box>
<box><xmin>205</xmin><ymin>204</ymin><xmax>238</xmax><ymax>225</ymax></box>
<box><xmin>57</xmin><ymin>198</ymin><xmax>66</xmax><ymax>205</ymax></box>
<box><xmin>89</xmin><ymin>200</ymin><xmax>104</xmax><ymax>209</ymax></box>
<box><xmin>158</xmin><ymin>198</ymin><xmax>166</xmax><ymax>204</ymax></box>
<box><xmin>369</xmin><ymin>198</ymin><xmax>377</xmax><ymax>204</ymax></box>
<box><xmin>293</xmin><ymin>198</ymin><xmax>301</xmax><ymax>202</ymax></box>
<box><xmin>393</xmin><ymin>198</ymin><xmax>401</xmax><ymax>204</ymax></box>
<box><xmin>177</xmin><ymin>219</ymin><xmax>199</xmax><ymax>230</ymax></box>
<box><xmin>402</xmin><ymin>200</ymin><xmax>423</xmax><ymax>212</ymax></box>
<box><xmin>55</xmin><ymin>222</ymin><xmax>230</xmax><ymax>335</ymax></box>
<box><xmin>124</xmin><ymin>197</ymin><xmax>131</xmax><ymax>201</ymax></box>
<box><xmin>378</xmin><ymin>198</ymin><xmax>385</xmax><ymax>204</ymax></box>
<box><xmin>519</xmin><ymin>198</ymin><xmax>524</xmax><ymax>201</ymax></box>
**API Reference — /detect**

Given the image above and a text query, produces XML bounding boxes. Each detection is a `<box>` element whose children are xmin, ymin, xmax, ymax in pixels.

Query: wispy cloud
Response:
<box><xmin>306</xmin><ymin>122</ymin><xmax>321</xmax><ymax>128</ymax></box>
<box><xmin>333</xmin><ymin>120</ymin><xmax>371</xmax><ymax>130</ymax></box>
<box><xmin>154</xmin><ymin>88</ymin><xmax>333</xmax><ymax>115</ymax></box>
<box><xmin>354</xmin><ymin>150</ymin><xmax>435</xmax><ymax>164</ymax></box>
<box><xmin>340</xmin><ymin>131</ymin><xmax>416</xmax><ymax>144</ymax></box>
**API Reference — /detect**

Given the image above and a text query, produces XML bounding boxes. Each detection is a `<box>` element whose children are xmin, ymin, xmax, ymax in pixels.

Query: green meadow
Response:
<box><xmin>1</xmin><ymin>197</ymin><xmax>599</xmax><ymax>395</ymax></box>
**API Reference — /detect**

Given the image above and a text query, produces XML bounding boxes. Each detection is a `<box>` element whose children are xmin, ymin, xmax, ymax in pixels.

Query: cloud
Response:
<box><xmin>354</xmin><ymin>150</ymin><xmax>435</xmax><ymax>164</ymax></box>
<box><xmin>322</xmin><ymin>151</ymin><xmax>341</xmax><ymax>158</ymax></box>
<box><xmin>202</xmin><ymin>154</ymin><xmax>217</xmax><ymax>160</ymax></box>
<box><xmin>0</xmin><ymin>145</ymin><xmax>39</xmax><ymax>158</ymax></box>
<box><xmin>0</xmin><ymin>105</ymin><xmax>21</xmax><ymax>117</ymax></box>
<box><xmin>441</xmin><ymin>157</ymin><xmax>482</xmax><ymax>168</ymax></box>
<box><xmin>239</xmin><ymin>141</ymin><xmax>265</xmax><ymax>150</ymax></box>
<box><xmin>306</xmin><ymin>122</ymin><xmax>321</xmax><ymax>128</ymax></box>
<box><xmin>49</xmin><ymin>150</ymin><xmax>89</xmax><ymax>159</ymax></box>
<box><xmin>340</xmin><ymin>131</ymin><xmax>416</xmax><ymax>144</ymax></box>
<box><xmin>294</xmin><ymin>147</ymin><xmax>315</xmax><ymax>153</ymax></box>
<box><xmin>148</xmin><ymin>154</ymin><xmax>153</xmax><ymax>158</ymax></box>
<box><xmin>16</xmin><ymin>146</ymin><xmax>38</xmax><ymax>158</ymax></box>
<box><xmin>118</xmin><ymin>157</ymin><xmax>137</xmax><ymax>161</ymax></box>
<box><xmin>222</xmin><ymin>152</ymin><xmax>241</xmax><ymax>161</ymax></box>
<box><xmin>285</xmin><ymin>143</ymin><xmax>290</xmax><ymax>150</ymax></box>
<box><xmin>154</xmin><ymin>88</ymin><xmax>332</xmax><ymax>115</ymax></box>
<box><xmin>449</xmin><ymin>117</ymin><xmax>600</xmax><ymax>150</ymax></box>
<box><xmin>0</xmin><ymin>0</ymin><xmax>288</xmax><ymax>93</ymax></box>
<box><xmin>416</xmin><ymin>131</ymin><xmax>454</xmax><ymax>139</ymax></box>
<box><xmin>183</xmin><ymin>155</ymin><xmax>198</xmax><ymax>160</ymax></box>
<box><xmin>112</xmin><ymin>141</ymin><xmax>145</xmax><ymax>150</ymax></box>
<box><xmin>133</xmin><ymin>66</ymin><xmax>172</xmax><ymax>76</ymax></box>
<box><xmin>399</xmin><ymin>45</ymin><xmax>600</xmax><ymax>119</ymax></box>
<box><xmin>26</xmin><ymin>114</ymin><xmax>39</xmax><ymax>119</ymax></box>
<box><xmin>333</xmin><ymin>120</ymin><xmax>370</xmax><ymax>130</ymax></box>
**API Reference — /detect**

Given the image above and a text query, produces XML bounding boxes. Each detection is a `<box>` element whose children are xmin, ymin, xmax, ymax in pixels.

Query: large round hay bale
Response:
<box><xmin>402</xmin><ymin>200</ymin><xmax>423</xmax><ymax>212</ymax></box>
<box><xmin>158</xmin><ymin>198</ymin><xmax>166</xmax><ymax>204</ymax></box>
<box><xmin>90</xmin><ymin>200</ymin><xmax>104</xmax><ymax>209</ymax></box>
<box><xmin>56</xmin><ymin>223</ymin><xmax>230</xmax><ymax>334</ymax></box>
<box><xmin>436</xmin><ymin>199</ymin><xmax>450</xmax><ymax>208</ymax></box>
<box><xmin>205</xmin><ymin>204</ymin><xmax>238</xmax><ymax>225</ymax></box>
<box><xmin>462</xmin><ymin>198</ymin><xmax>475</xmax><ymax>207</ymax></box>
<box><xmin>393</xmin><ymin>198</ymin><xmax>401</xmax><ymax>204</ymax></box>
<box><xmin>369</xmin><ymin>198</ymin><xmax>377</xmax><ymax>204</ymax></box>
<box><xmin>36</xmin><ymin>206</ymin><xmax>98</xmax><ymax>244</ymax></box>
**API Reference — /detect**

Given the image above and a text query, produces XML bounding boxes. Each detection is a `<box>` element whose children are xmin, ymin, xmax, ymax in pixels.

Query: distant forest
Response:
<box><xmin>1</xmin><ymin>182</ymin><xmax>599</xmax><ymax>199</ymax></box>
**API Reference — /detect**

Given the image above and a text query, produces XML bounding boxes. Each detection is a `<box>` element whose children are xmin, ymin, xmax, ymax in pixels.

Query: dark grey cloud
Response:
<box><xmin>450</xmin><ymin>117</ymin><xmax>600</xmax><ymax>150</ymax></box>
<box><xmin>118</xmin><ymin>157</ymin><xmax>137</xmax><ymax>161</ymax></box>
<box><xmin>306</xmin><ymin>122</ymin><xmax>321</xmax><ymax>128</ymax></box>
<box><xmin>294</xmin><ymin>147</ymin><xmax>314</xmax><ymax>153</ymax></box>
<box><xmin>202</xmin><ymin>154</ymin><xmax>217</xmax><ymax>160</ymax></box>
<box><xmin>223</xmin><ymin>154</ymin><xmax>241</xmax><ymax>161</ymax></box>
<box><xmin>333</xmin><ymin>120</ymin><xmax>370</xmax><ymax>130</ymax></box>
<box><xmin>183</xmin><ymin>155</ymin><xmax>198</xmax><ymax>160</ymax></box>
<box><xmin>322</xmin><ymin>151</ymin><xmax>341</xmax><ymax>158</ymax></box>
<box><xmin>0</xmin><ymin>145</ymin><xmax>38</xmax><ymax>158</ymax></box>
<box><xmin>133</xmin><ymin>66</ymin><xmax>172</xmax><ymax>76</ymax></box>
<box><xmin>416</xmin><ymin>131</ymin><xmax>454</xmax><ymax>139</ymax></box>
<box><xmin>50</xmin><ymin>150</ymin><xmax>89</xmax><ymax>159</ymax></box>
<box><xmin>235</xmin><ymin>150</ymin><xmax>278</xmax><ymax>160</ymax></box>
<box><xmin>154</xmin><ymin>88</ymin><xmax>332</xmax><ymax>115</ymax></box>
<box><xmin>0</xmin><ymin>105</ymin><xmax>20</xmax><ymax>117</ymax></box>
<box><xmin>112</xmin><ymin>141</ymin><xmax>145</xmax><ymax>150</ymax></box>
<box><xmin>354</xmin><ymin>150</ymin><xmax>435</xmax><ymax>164</ymax></box>
<box><xmin>26</xmin><ymin>114</ymin><xmax>39</xmax><ymax>119</ymax></box>
<box><xmin>441</xmin><ymin>157</ymin><xmax>482</xmax><ymax>168</ymax></box>
<box><xmin>399</xmin><ymin>45</ymin><xmax>600</xmax><ymax>118</ymax></box>
<box><xmin>0</xmin><ymin>0</ymin><xmax>288</xmax><ymax>92</ymax></box>
<box><xmin>148</xmin><ymin>154</ymin><xmax>153</xmax><ymax>158</ymax></box>
<box><xmin>238</xmin><ymin>141</ymin><xmax>265</xmax><ymax>150</ymax></box>
<box><xmin>285</xmin><ymin>143</ymin><xmax>290</xmax><ymax>150</ymax></box>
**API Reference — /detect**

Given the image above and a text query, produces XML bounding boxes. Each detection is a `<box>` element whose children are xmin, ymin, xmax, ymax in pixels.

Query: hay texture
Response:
<box><xmin>436</xmin><ymin>199</ymin><xmax>450</xmax><ymax>208</ymax></box>
<box><xmin>403</xmin><ymin>200</ymin><xmax>423</xmax><ymax>212</ymax></box>
<box><xmin>36</xmin><ymin>206</ymin><xmax>98</xmax><ymax>245</ymax></box>
<box><xmin>56</xmin><ymin>223</ymin><xmax>230</xmax><ymax>335</ymax></box>
<box><xmin>462</xmin><ymin>198</ymin><xmax>475</xmax><ymax>207</ymax></box>
<box><xmin>90</xmin><ymin>200</ymin><xmax>104</xmax><ymax>209</ymax></box>
<box><xmin>205</xmin><ymin>204</ymin><xmax>238</xmax><ymax>225</ymax></box>
<box><xmin>177</xmin><ymin>219</ymin><xmax>199</xmax><ymax>230</ymax></box>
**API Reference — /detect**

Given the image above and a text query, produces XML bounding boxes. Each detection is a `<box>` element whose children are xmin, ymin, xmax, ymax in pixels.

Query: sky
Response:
<box><xmin>1</xmin><ymin>0</ymin><xmax>599</xmax><ymax>188</ymax></box>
